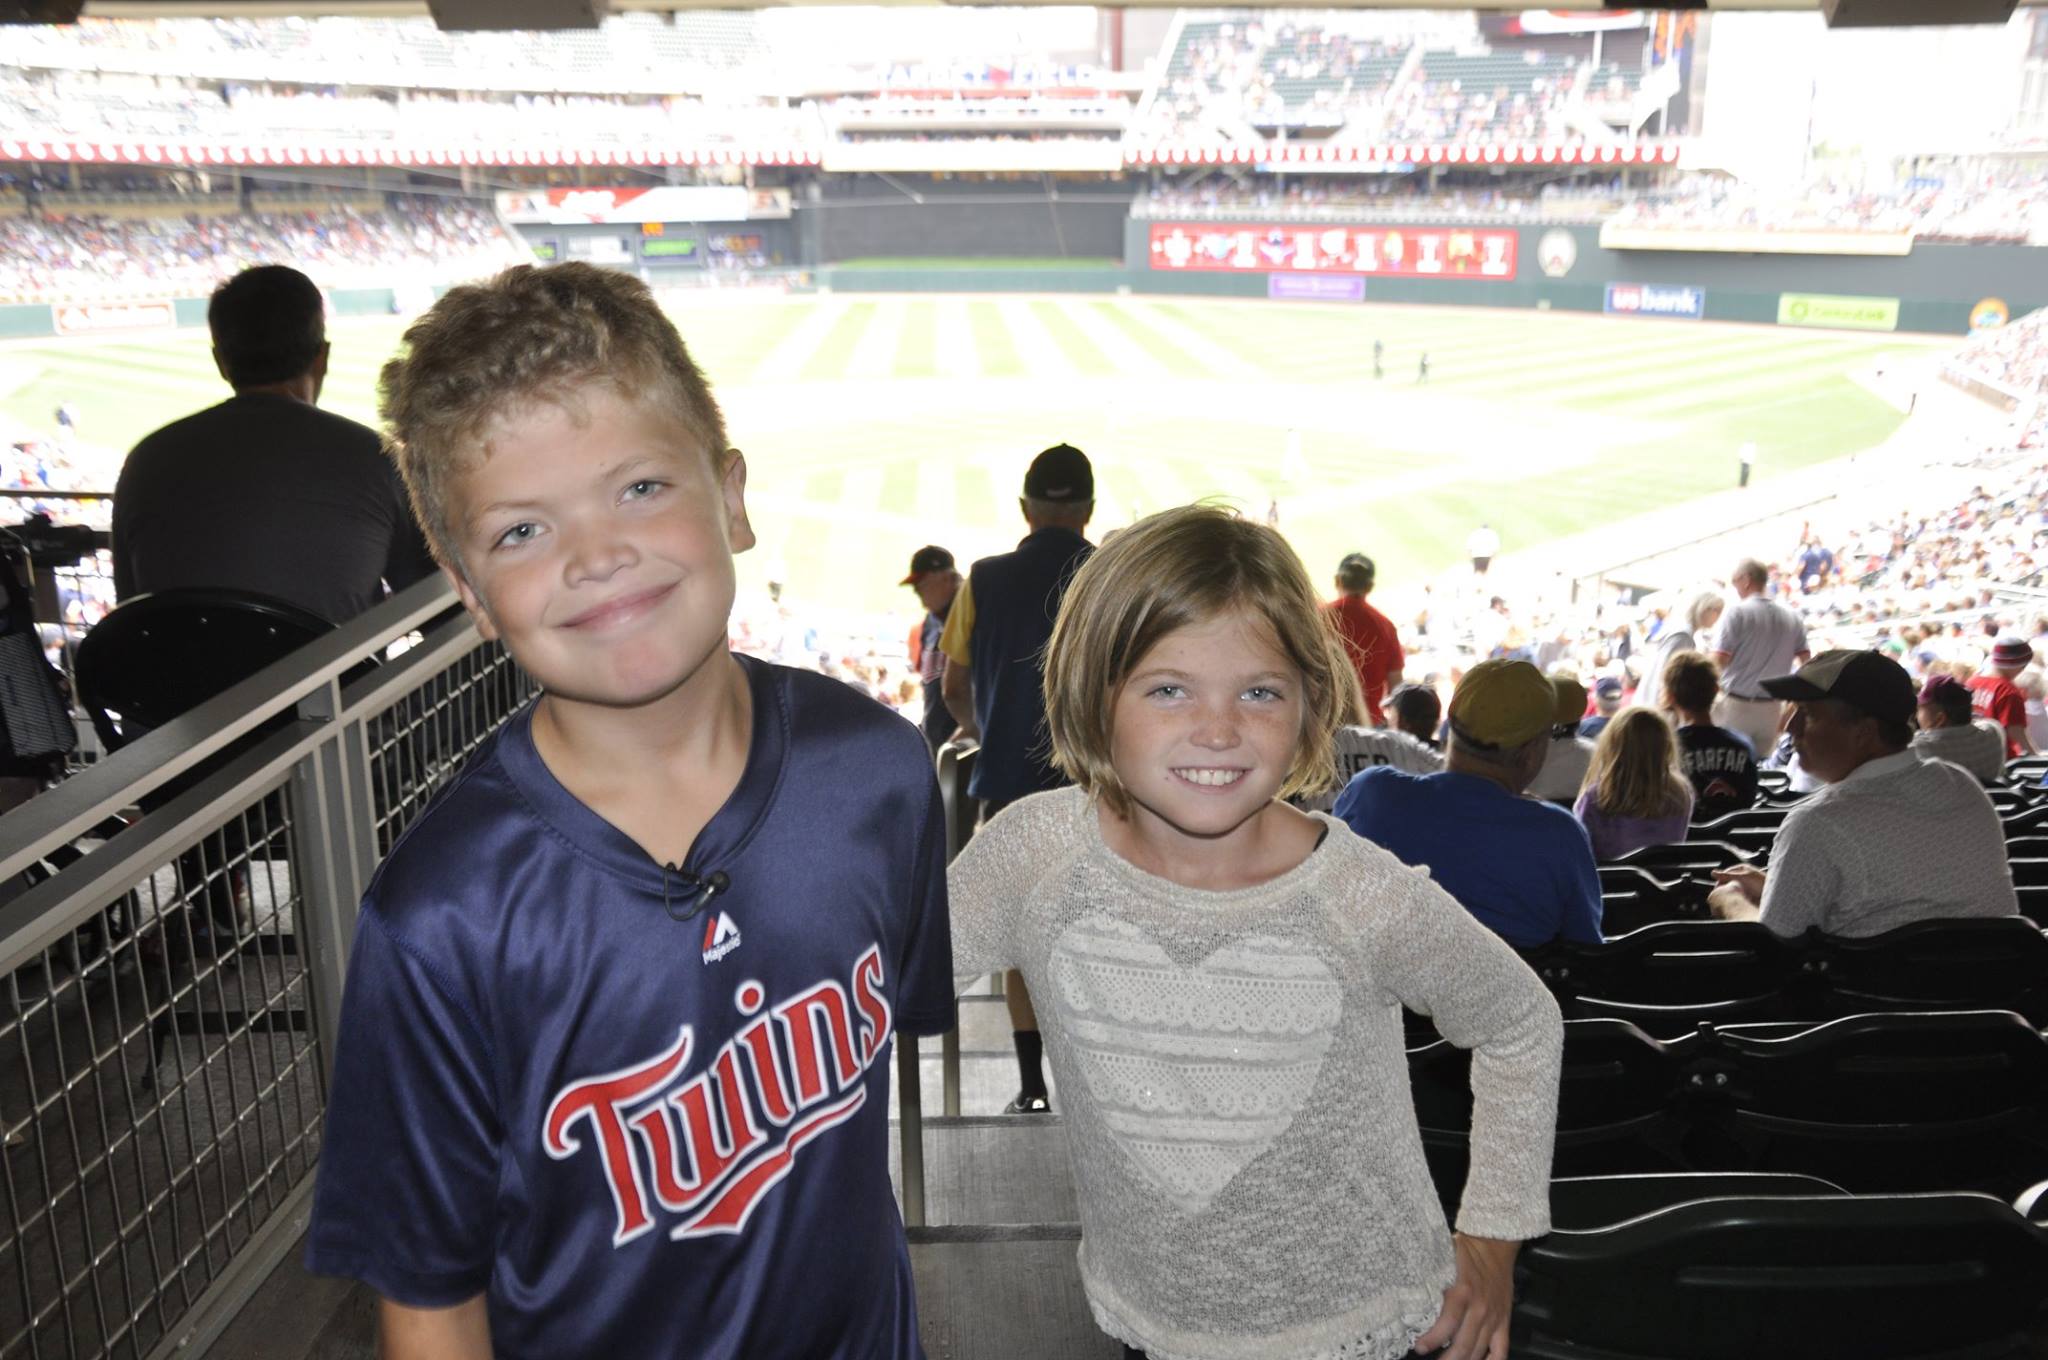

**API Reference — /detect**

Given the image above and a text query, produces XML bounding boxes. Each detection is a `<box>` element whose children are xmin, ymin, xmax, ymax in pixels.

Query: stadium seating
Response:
<box><xmin>1414</xmin><ymin>1009</ymin><xmax>2048</xmax><ymax>1203</ymax></box>
<box><xmin>1514</xmin><ymin>1174</ymin><xmax>2048</xmax><ymax>1360</ymax></box>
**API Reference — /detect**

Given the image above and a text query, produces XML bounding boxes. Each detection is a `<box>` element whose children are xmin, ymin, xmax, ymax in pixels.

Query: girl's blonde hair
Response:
<box><xmin>1042</xmin><ymin>504</ymin><xmax>1364</xmax><ymax>818</ymax></box>
<box><xmin>1583</xmin><ymin>707</ymin><xmax>1690</xmax><ymax>819</ymax></box>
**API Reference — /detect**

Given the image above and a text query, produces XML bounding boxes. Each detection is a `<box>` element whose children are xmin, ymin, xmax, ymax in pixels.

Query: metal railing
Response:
<box><xmin>0</xmin><ymin>576</ymin><xmax>533</xmax><ymax>1359</ymax></box>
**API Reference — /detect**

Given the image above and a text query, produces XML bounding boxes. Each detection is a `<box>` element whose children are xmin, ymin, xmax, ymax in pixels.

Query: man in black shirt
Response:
<box><xmin>113</xmin><ymin>265</ymin><xmax>435</xmax><ymax>624</ymax></box>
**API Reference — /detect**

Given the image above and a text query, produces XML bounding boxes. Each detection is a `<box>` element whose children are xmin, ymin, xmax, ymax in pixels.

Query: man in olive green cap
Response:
<box><xmin>1334</xmin><ymin>659</ymin><xmax>1604</xmax><ymax>946</ymax></box>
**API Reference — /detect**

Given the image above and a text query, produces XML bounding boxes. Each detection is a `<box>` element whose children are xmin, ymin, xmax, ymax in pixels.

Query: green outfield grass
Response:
<box><xmin>1</xmin><ymin>295</ymin><xmax>1944</xmax><ymax>620</ymax></box>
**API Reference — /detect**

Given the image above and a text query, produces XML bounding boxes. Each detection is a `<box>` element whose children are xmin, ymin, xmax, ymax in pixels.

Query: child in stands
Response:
<box><xmin>305</xmin><ymin>264</ymin><xmax>954</xmax><ymax>1359</ymax></box>
<box><xmin>1574</xmin><ymin>707</ymin><xmax>1695</xmax><ymax>861</ymax></box>
<box><xmin>948</xmin><ymin>505</ymin><xmax>1562</xmax><ymax>1360</ymax></box>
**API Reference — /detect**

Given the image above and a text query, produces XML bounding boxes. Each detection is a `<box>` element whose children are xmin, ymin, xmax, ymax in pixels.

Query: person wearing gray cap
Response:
<box><xmin>1709</xmin><ymin>650</ymin><xmax>2017</xmax><ymax>938</ymax></box>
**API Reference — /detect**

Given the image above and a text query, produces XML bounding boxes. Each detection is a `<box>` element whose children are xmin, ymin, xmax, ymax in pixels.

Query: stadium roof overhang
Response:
<box><xmin>66</xmin><ymin>0</ymin><xmax>2035</xmax><ymax>14</ymax></box>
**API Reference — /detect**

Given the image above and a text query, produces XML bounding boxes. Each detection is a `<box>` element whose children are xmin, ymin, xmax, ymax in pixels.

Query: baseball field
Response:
<box><xmin>1</xmin><ymin>292</ymin><xmax>1948</xmax><ymax>617</ymax></box>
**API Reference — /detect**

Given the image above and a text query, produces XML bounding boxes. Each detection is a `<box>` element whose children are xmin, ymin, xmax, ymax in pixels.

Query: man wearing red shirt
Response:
<box><xmin>1970</xmin><ymin>636</ymin><xmax>2038</xmax><ymax>758</ymax></box>
<box><xmin>1324</xmin><ymin>552</ymin><xmax>1404</xmax><ymax>726</ymax></box>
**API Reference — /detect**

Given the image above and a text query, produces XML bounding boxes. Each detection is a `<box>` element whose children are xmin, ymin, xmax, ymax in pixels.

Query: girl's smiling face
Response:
<box><xmin>1108</xmin><ymin>607</ymin><xmax>1306</xmax><ymax>852</ymax></box>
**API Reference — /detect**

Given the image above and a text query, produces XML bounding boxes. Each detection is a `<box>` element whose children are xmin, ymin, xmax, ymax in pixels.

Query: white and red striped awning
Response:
<box><xmin>0</xmin><ymin>139</ymin><xmax>827</xmax><ymax>168</ymax></box>
<box><xmin>0</xmin><ymin>137</ymin><xmax>1681</xmax><ymax>171</ymax></box>
<box><xmin>1127</xmin><ymin>142</ymin><xmax>1682</xmax><ymax>168</ymax></box>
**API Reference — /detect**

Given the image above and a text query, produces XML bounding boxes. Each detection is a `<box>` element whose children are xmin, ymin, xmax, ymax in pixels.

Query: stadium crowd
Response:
<box><xmin>0</xmin><ymin>194</ymin><xmax>523</xmax><ymax>303</ymax></box>
<box><xmin>1609</xmin><ymin>170</ymin><xmax>2048</xmax><ymax>245</ymax></box>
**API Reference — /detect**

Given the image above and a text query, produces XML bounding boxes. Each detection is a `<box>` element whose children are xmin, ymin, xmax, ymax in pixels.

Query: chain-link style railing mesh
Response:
<box><xmin>366</xmin><ymin>638</ymin><xmax>533</xmax><ymax>857</ymax></box>
<box><xmin>0</xmin><ymin>784</ymin><xmax>319</xmax><ymax>1360</ymax></box>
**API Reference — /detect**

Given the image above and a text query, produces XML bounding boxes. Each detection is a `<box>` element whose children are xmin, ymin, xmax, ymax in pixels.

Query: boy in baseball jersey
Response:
<box><xmin>305</xmin><ymin>264</ymin><xmax>954</xmax><ymax>1359</ymax></box>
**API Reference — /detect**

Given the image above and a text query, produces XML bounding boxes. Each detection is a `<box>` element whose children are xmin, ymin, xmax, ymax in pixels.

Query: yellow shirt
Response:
<box><xmin>937</xmin><ymin>575</ymin><xmax>977</xmax><ymax>666</ymax></box>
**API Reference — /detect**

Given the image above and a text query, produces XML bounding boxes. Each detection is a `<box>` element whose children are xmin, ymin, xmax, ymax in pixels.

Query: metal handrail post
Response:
<box><xmin>895</xmin><ymin>1035</ymin><xmax>925</xmax><ymax>1227</ymax></box>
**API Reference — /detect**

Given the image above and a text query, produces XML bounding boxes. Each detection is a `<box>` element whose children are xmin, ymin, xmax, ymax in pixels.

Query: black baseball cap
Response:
<box><xmin>1761</xmin><ymin>649</ymin><xmax>1915</xmax><ymax>725</ymax></box>
<box><xmin>1022</xmin><ymin>443</ymin><xmax>1093</xmax><ymax>503</ymax></box>
<box><xmin>900</xmin><ymin>545</ymin><xmax>954</xmax><ymax>586</ymax></box>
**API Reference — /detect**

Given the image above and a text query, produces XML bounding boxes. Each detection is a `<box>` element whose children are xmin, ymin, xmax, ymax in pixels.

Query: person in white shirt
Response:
<box><xmin>1528</xmin><ymin>675</ymin><xmax>1595</xmax><ymax>803</ymax></box>
<box><xmin>1634</xmin><ymin>588</ymin><xmax>1723</xmax><ymax>715</ymax></box>
<box><xmin>1304</xmin><ymin>684</ymin><xmax>1445</xmax><ymax>812</ymax></box>
<box><xmin>1466</xmin><ymin>523</ymin><xmax>1500</xmax><ymax>577</ymax></box>
<box><xmin>1711</xmin><ymin>559</ymin><xmax>1809</xmax><ymax>756</ymax></box>
<box><xmin>1911</xmin><ymin>674</ymin><xmax>2008</xmax><ymax>784</ymax></box>
<box><xmin>1710</xmin><ymin>651</ymin><xmax>2018</xmax><ymax>938</ymax></box>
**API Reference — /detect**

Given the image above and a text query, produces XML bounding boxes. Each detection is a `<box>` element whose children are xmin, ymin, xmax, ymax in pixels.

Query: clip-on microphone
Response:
<box><xmin>663</xmin><ymin>868</ymin><xmax>730</xmax><ymax>922</ymax></box>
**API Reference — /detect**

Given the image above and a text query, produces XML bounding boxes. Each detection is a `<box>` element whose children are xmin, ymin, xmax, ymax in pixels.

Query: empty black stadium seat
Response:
<box><xmin>1685</xmin><ymin>807</ymin><xmax>1789</xmax><ymax>859</ymax></box>
<box><xmin>1526</xmin><ymin>922</ymin><xmax>1798</xmax><ymax>1036</ymax></box>
<box><xmin>1610</xmin><ymin>839</ymin><xmax>1753</xmax><ymax>875</ymax></box>
<box><xmin>2018</xmin><ymin>884</ymin><xmax>2048</xmax><ymax>928</ymax></box>
<box><xmin>1544</xmin><ymin>1171</ymin><xmax>1848</xmax><ymax>1232</ymax></box>
<box><xmin>1595</xmin><ymin>865</ymin><xmax>1713</xmax><ymax>935</ymax></box>
<box><xmin>1515</xmin><ymin>1181</ymin><xmax>2048</xmax><ymax>1360</ymax></box>
<box><xmin>2010</xmin><ymin>856</ymin><xmax>2048</xmax><ymax>888</ymax></box>
<box><xmin>1412</xmin><ymin>1019</ymin><xmax>1686</xmax><ymax>1216</ymax></box>
<box><xmin>1811</xmin><ymin>917</ymin><xmax>2048</xmax><ymax>1026</ymax></box>
<box><xmin>1703</xmin><ymin>1009</ymin><xmax>2048</xmax><ymax>1198</ymax></box>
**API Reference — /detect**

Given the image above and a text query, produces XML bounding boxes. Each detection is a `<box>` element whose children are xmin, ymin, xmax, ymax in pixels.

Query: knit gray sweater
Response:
<box><xmin>949</xmin><ymin>788</ymin><xmax>1563</xmax><ymax>1360</ymax></box>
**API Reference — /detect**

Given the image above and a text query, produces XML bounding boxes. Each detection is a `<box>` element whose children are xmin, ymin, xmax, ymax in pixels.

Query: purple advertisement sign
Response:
<box><xmin>1267</xmin><ymin>273</ymin><xmax>1365</xmax><ymax>303</ymax></box>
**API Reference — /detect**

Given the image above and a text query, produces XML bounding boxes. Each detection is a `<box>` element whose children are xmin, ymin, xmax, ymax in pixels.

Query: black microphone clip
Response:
<box><xmin>663</xmin><ymin>867</ymin><xmax>731</xmax><ymax>922</ymax></box>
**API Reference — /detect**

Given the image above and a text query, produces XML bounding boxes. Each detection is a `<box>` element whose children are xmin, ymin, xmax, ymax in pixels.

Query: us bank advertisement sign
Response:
<box><xmin>1605</xmin><ymin>282</ymin><xmax>1705</xmax><ymax>319</ymax></box>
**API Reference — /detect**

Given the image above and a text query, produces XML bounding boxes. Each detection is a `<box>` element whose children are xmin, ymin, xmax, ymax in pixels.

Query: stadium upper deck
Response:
<box><xmin>0</xmin><ymin>10</ymin><xmax>1686</xmax><ymax>172</ymax></box>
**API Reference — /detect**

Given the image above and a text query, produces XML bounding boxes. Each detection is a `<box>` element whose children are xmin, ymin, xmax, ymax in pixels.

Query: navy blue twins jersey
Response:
<box><xmin>306</xmin><ymin>655</ymin><xmax>954</xmax><ymax>1358</ymax></box>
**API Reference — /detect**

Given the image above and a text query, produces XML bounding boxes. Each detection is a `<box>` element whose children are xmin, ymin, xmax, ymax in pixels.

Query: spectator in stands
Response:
<box><xmin>1633</xmin><ymin>588</ymin><xmax>1723</xmax><ymax>715</ymax></box>
<box><xmin>899</xmin><ymin>544</ymin><xmax>959</xmax><ymax>754</ymax></box>
<box><xmin>1663</xmin><ymin>649</ymin><xmax>1759</xmax><ymax>822</ymax></box>
<box><xmin>1712</xmin><ymin>559</ymin><xmax>1808</xmax><ymax>756</ymax></box>
<box><xmin>1577</xmin><ymin>675</ymin><xmax>1623</xmax><ymax>740</ymax></box>
<box><xmin>1709</xmin><ymin>651</ymin><xmax>2018</xmax><ymax>937</ymax></box>
<box><xmin>1336</xmin><ymin>658</ymin><xmax>1603</xmax><ymax>947</ymax></box>
<box><xmin>1323</xmin><ymin>551</ymin><xmax>1402</xmax><ymax>727</ymax></box>
<box><xmin>1529</xmin><ymin>675</ymin><xmax>1594</xmax><ymax>803</ymax></box>
<box><xmin>111</xmin><ymin>265</ymin><xmax>434</xmax><ymax>624</ymax></box>
<box><xmin>1466</xmin><ymin>522</ymin><xmax>1499</xmax><ymax>577</ymax></box>
<box><xmin>1308</xmin><ymin>682</ymin><xmax>1444</xmax><ymax>813</ymax></box>
<box><xmin>1970</xmin><ymin>637</ymin><xmax>2038</xmax><ymax>757</ymax></box>
<box><xmin>1913</xmin><ymin>674</ymin><xmax>2006</xmax><ymax>784</ymax></box>
<box><xmin>951</xmin><ymin>505</ymin><xmax>1560</xmax><ymax>1360</ymax></box>
<box><xmin>1573</xmin><ymin>709</ymin><xmax>1693</xmax><ymax>861</ymax></box>
<box><xmin>938</xmin><ymin>441</ymin><xmax>1094</xmax><ymax>1116</ymax></box>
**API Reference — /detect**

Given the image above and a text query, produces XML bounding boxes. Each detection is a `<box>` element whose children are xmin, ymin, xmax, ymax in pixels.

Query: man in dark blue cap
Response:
<box><xmin>937</xmin><ymin>442</ymin><xmax>1094</xmax><ymax>1113</ymax></box>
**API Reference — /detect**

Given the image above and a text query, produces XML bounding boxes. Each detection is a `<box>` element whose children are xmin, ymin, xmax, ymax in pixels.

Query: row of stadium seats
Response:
<box><xmin>1414</xmin><ymin>1007</ymin><xmax>2048</xmax><ymax>1201</ymax></box>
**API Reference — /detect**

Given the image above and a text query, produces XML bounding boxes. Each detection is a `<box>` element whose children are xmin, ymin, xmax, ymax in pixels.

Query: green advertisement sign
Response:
<box><xmin>1777</xmin><ymin>292</ymin><xmax>1900</xmax><ymax>331</ymax></box>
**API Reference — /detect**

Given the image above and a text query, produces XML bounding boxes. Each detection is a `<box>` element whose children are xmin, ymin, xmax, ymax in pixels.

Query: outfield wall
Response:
<box><xmin>1113</xmin><ymin>219</ymin><xmax>2048</xmax><ymax>337</ymax></box>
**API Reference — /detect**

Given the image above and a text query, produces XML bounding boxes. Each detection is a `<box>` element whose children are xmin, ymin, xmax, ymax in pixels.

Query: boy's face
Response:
<box><xmin>444</xmin><ymin>385</ymin><xmax>752</xmax><ymax>712</ymax></box>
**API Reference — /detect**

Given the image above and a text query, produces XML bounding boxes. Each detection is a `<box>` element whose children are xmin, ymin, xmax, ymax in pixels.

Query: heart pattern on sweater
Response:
<box><xmin>1048</xmin><ymin>916</ymin><xmax>1342</xmax><ymax>1215</ymax></box>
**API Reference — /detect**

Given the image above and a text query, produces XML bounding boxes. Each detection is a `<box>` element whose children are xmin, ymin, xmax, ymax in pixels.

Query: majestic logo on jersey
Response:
<box><xmin>543</xmin><ymin>944</ymin><xmax>893</xmax><ymax>1247</ymax></box>
<box><xmin>701</xmin><ymin>912</ymin><xmax>742</xmax><ymax>964</ymax></box>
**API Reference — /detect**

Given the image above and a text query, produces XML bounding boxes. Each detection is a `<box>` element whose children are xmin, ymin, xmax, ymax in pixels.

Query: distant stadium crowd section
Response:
<box><xmin>1951</xmin><ymin>303</ymin><xmax>2048</xmax><ymax>403</ymax></box>
<box><xmin>0</xmin><ymin>193</ymin><xmax>524</xmax><ymax>302</ymax></box>
<box><xmin>1610</xmin><ymin>171</ymin><xmax>2048</xmax><ymax>247</ymax></box>
<box><xmin>1135</xmin><ymin>14</ymin><xmax>1640</xmax><ymax>146</ymax></box>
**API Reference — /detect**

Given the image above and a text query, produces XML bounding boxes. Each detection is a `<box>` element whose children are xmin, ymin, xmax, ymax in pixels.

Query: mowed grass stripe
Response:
<box><xmin>966</xmin><ymin>302</ymin><xmax>1024</xmax><ymax>377</ymax></box>
<box><xmin>798</xmin><ymin>301</ymin><xmax>877</xmax><ymax>382</ymax></box>
<box><xmin>1540</xmin><ymin>333</ymin><xmax>1892</xmax><ymax>409</ymax></box>
<box><xmin>895</xmin><ymin>301</ymin><xmax>938</xmax><ymax>378</ymax></box>
<box><xmin>1093</xmin><ymin>303</ymin><xmax>1214</xmax><ymax>379</ymax></box>
<box><xmin>1030</xmin><ymin>300</ymin><xmax>1114</xmax><ymax>374</ymax></box>
<box><xmin>685</xmin><ymin>303</ymin><xmax>814</xmax><ymax>385</ymax></box>
<box><xmin>1584</xmin><ymin>344</ymin><xmax>1902</xmax><ymax>419</ymax></box>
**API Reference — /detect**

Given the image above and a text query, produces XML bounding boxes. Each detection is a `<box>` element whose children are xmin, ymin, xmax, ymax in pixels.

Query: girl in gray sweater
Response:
<box><xmin>948</xmin><ymin>505</ymin><xmax>1563</xmax><ymax>1360</ymax></box>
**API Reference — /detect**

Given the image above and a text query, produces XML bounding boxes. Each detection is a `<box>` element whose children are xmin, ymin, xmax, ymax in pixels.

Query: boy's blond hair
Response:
<box><xmin>1043</xmin><ymin>504</ymin><xmax>1364</xmax><ymax>818</ymax></box>
<box><xmin>1582</xmin><ymin>707</ymin><xmax>1690</xmax><ymax>820</ymax></box>
<box><xmin>379</xmin><ymin>262</ymin><xmax>729</xmax><ymax>566</ymax></box>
